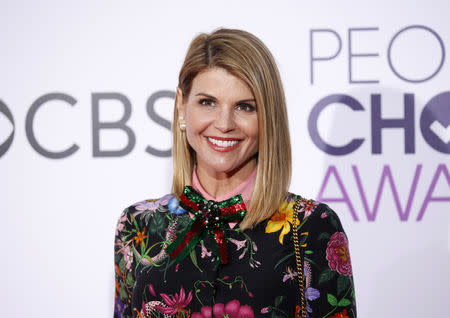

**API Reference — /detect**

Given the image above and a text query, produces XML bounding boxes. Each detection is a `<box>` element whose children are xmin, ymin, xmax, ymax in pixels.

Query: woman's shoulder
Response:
<box><xmin>116</xmin><ymin>193</ymin><xmax>184</xmax><ymax>229</ymax></box>
<box><xmin>283</xmin><ymin>192</ymin><xmax>345</xmax><ymax>232</ymax></box>
<box><xmin>114</xmin><ymin>194</ymin><xmax>184</xmax><ymax>276</ymax></box>
<box><xmin>114</xmin><ymin>193</ymin><xmax>189</xmax><ymax>263</ymax></box>
<box><xmin>124</xmin><ymin>193</ymin><xmax>174</xmax><ymax>213</ymax></box>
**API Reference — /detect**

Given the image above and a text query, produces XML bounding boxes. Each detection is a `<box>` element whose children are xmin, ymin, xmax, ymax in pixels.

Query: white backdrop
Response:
<box><xmin>2</xmin><ymin>1</ymin><xmax>449</xmax><ymax>317</ymax></box>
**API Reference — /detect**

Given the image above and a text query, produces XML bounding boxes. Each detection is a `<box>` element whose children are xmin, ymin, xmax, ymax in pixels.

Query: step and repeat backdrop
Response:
<box><xmin>2</xmin><ymin>0</ymin><xmax>449</xmax><ymax>317</ymax></box>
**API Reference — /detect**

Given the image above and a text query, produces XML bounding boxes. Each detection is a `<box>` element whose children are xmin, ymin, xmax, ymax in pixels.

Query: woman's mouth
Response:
<box><xmin>206</xmin><ymin>137</ymin><xmax>241</xmax><ymax>152</ymax></box>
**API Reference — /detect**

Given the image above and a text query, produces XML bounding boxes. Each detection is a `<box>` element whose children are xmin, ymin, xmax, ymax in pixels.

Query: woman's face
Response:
<box><xmin>177</xmin><ymin>67</ymin><xmax>259</xmax><ymax>178</ymax></box>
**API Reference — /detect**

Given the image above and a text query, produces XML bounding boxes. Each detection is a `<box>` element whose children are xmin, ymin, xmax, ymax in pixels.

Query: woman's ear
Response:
<box><xmin>176</xmin><ymin>87</ymin><xmax>186</xmax><ymax>119</ymax></box>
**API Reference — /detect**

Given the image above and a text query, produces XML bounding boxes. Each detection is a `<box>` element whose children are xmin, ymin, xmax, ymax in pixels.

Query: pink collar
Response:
<box><xmin>191</xmin><ymin>166</ymin><xmax>257</xmax><ymax>211</ymax></box>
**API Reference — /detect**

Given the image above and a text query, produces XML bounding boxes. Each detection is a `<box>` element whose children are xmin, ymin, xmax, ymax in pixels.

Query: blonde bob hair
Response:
<box><xmin>172</xmin><ymin>28</ymin><xmax>292</xmax><ymax>229</ymax></box>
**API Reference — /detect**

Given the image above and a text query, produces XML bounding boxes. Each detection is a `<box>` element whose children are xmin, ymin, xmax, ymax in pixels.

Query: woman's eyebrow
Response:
<box><xmin>195</xmin><ymin>93</ymin><xmax>255</xmax><ymax>103</ymax></box>
<box><xmin>237</xmin><ymin>98</ymin><xmax>256</xmax><ymax>103</ymax></box>
<box><xmin>195</xmin><ymin>93</ymin><xmax>217</xmax><ymax>100</ymax></box>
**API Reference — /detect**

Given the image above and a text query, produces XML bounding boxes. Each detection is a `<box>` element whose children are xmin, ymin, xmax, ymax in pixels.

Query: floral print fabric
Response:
<box><xmin>114</xmin><ymin>193</ymin><xmax>356</xmax><ymax>318</ymax></box>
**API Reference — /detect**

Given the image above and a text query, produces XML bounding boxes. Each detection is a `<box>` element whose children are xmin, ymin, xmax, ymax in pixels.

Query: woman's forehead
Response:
<box><xmin>190</xmin><ymin>68</ymin><xmax>255</xmax><ymax>101</ymax></box>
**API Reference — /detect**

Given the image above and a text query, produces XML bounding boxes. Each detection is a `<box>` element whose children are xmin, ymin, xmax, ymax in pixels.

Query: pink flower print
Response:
<box><xmin>321</xmin><ymin>212</ymin><xmax>328</xmax><ymax>218</ymax></box>
<box><xmin>193</xmin><ymin>300</ymin><xmax>254</xmax><ymax>318</ymax></box>
<box><xmin>148</xmin><ymin>284</ymin><xmax>156</xmax><ymax>297</ymax></box>
<box><xmin>123</xmin><ymin>245</ymin><xmax>133</xmax><ymax>270</ymax></box>
<box><xmin>298</xmin><ymin>200</ymin><xmax>319</xmax><ymax>219</ymax></box>
<box><xmin>142</xmin><ymin>300</ymin><xmax>166</xmax><ymax>318</ymax></box>
<box><xmin>154</xmin><ymin>286</ymin><xmax>193</xmax><ymax>315</ymax></box>
<box><xmin>115</xmin><ymin>222</ymin><xmax>124</xmax><ymax>236</ymax></box>
<box><xmin>158</xmin><ymin>194</ymin><xmax>173</xmax><ymax>206</ymax></box>
<box><xmin>230</xmin><ymin>238</ymin><xmax>247</xmax><ymax>251</ymax></box>
<box><xmin>191</xmin><ymin>306</ymin><xmax>212</xmax><ymax>318</ymax></box>
<box><xmin>282</xmin><ymin>266</ymin><xmax>298</xmax><ymax>282</ymax></box>
<box><xmin>215</xmin><ymin>300</ymin><xmax>254</xmax><ymax>318</ymax></box>
<box><xmin>134</xmin><ymin>200</ymin><xmax>159</xmax><ymax>212</ymax></box>
<box><xmin>326</xmin><ymin>232</ymin><xmax>353</xmax><ymax>275</ymax></box>
<box><xmin>115</xmin><ymin>213</ymin><xmax>127</xmax><ymax>236</ymax></box>
<box><xmin>261</xmin><ymin>307</ymin><xmax>269</xmax><ymax>314</ymax></box>
<box><xmin>119</xmin><ymin>213</ymin><xmax>127</xmax><ymax>222</ymax></box>
<box><xmin>201</xmin><ymin>241</ymin><xmax>211</xmax><ymax>258</ymax></box>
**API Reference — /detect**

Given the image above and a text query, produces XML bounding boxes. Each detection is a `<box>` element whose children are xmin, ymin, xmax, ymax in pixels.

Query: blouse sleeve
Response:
<box><xmin>114</xmin><ymin>207</ymin><xmax>136</xmax><ymax>318</ymax></box>
<box><xmin>299</xmin><ymin>203</ymin><xmax>357</xmax><ymax>318</ymax></box>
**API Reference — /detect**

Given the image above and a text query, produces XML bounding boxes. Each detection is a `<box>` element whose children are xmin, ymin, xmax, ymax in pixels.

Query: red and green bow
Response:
<box><xmin>166</xmin><ymin>186</ymin><xmax>247</xmax><ymax>264</ymax></box>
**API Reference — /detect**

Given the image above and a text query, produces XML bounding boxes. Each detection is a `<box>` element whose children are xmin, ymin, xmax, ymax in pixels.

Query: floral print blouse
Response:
<box><xmin>114</xmin><ymin>193</ymin><xmax>356</xmax><ymax>318</ymax></box>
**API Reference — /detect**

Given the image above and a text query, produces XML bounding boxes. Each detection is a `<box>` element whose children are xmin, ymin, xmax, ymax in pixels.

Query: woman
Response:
<box><xmin>114</xmin><ymin>28</ymin><xmax>356</xmax><ymax>318</ymax></box>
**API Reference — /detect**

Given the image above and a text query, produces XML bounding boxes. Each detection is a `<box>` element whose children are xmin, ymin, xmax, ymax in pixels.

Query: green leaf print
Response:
<box><xmin>318</xmin><ymin>268</ymin><xmax>337</xmax><ymax>285</ymax></box>
<box><xmin>189</xmin><ymin>249</ymin><xmax>203</xmax><ymax>272</ymax></box>
<box><xmin>273</xmin><ymin>252</ymin><xmax>294</xmax><ymax>270</ymax></box>
<box><xmin>157</xmin><ymin>204</ymin><xmax>169</xmax><ymax>213</ymax></box>
<box><xmin>119</xmin><ymin>257</ymin><xmax>126</xmax><ymax>275</ymax></box>
<box><xmin>274</xmin><ymin>295</ymin><xmax>285</xmax><ymax>306</ymax></box>
<box><xmin>328</xmin><ymin>214</ymin><xmax>339</xmax><ymax>229</ymax></box>
<box><xmin>118</xmin><ymin>283</ymin><xmax>128</xmax><ymax>300</ymax></box>
<box><xmin>317</xmin><ymin>232</ymin><xmax>331</xmax><ymax>241</ymax></box>
<box><xmin>142</xmin><ymin>210</ymin><xmax>154</xmax><ymax>224</ymax></box>
<box><xmin>327</xmin><ymin>293</ymin><xmax>338</xmax><ymax>306</ymax></box>
<box><xmin>126</xmin><ymin>272</ymin><xmax>135</xmax><ymax>286</ymax></box>
<box><xmin>337</xmin><ymin>298</ymin><xmax>351</xmax><ymax>307</ymax></box>
<box><xmin>149</xmin><ymin>212</ymin><xmax>165</xmax><ymax>234</ymax></box>
<box><xmin>337</xmin><ymin>275</ymin><xmax>349</xmax><ymax>296</ymax></box>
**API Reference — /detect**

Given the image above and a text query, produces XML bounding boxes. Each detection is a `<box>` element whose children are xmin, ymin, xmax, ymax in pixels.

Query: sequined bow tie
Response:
<box><xmin>166</xmin><ymin>186</ymin><xmax>247</xmax><ymax>264</ymax></box>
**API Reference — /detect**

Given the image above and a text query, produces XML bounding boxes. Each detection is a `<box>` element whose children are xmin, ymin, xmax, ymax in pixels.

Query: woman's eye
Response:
<box><xmin>199</xmin><ymin>99</ymin><xmax>215</xmax><ymax>106</ymax></box>
<box><xmin>236</xmin><ymin>104</ymin><xmax>256</xmax><ymax>112</ymax></box>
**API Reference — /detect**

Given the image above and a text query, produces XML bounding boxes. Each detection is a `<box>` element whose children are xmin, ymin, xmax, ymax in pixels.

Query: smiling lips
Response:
<box><xmin>206</xmin><ymin>136</ymin><xmax>242</xmax><ymax>152</ymax></box>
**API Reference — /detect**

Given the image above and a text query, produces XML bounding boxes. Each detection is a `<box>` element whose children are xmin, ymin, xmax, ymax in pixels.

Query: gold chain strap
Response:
<box><xmin>292</xmin><ymin>197</ymin><xmax>307</xmax><ymax>318</ymax></box>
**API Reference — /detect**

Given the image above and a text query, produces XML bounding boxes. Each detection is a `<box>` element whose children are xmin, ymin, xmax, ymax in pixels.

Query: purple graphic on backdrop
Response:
<box><xmin>308</xmin><ymin>93</ymin><xmax>416</xmax><ymax>155</ymax></box>
<box><xmin>316</xmin><ymin>165</ymin><xmax>422</xmax><ymax>222</ymax></box>
<box><xmin>308</xmin><ymin>94</ymin><xmax>365</xmax><ymax>155</ymax></box>
<box><xmin>417</xmin><ymin>164</ymin><xmax>450</xmax><ymax>220</ymax></box>
<box><xmin>388</xmin><ymin>25</ymin><xmax>446</xmax><ymax>83</ymax></box>
<box><xmin>310</xmin><ymin>25</ymin><xmax>445</xmax><ymax>85</ymax></box>
<box><xmin>420</xmin><ymin>92</ymin><xmax>450</xmax><ymax>154</ymax></box>
<box><xmin>317</xmin><ymin>164</ymin><xmax>449</xmax><ymax>222</ymax></box>
<box><xmin>371</xmin><ymin>94</ymin><xmax>415</xmax><ymax>154</ymax></box>
<box><xmin>0</xmin><ymin>100</ymin><xmax>14</xmax><ymax>157</ymax></box>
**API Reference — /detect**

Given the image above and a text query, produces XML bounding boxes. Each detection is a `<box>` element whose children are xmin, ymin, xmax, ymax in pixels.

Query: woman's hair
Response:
<box><xmin>172</xmin><ymin>28</ymin><xmax>292</xmax><ymax>229</ymax></box>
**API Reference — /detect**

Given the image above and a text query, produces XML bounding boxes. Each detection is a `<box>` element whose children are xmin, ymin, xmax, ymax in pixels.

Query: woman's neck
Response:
<box><xmin>195</xmin><ymin>161</ymin><xmax>257</xmax><ymax>199</ymax></box>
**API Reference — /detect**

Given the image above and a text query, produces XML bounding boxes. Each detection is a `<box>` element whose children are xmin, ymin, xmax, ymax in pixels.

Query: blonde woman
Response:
<box><xmin>114</xmin><ymin>28</ymin><xmax>356</xmax><ymax>318</ymax></box>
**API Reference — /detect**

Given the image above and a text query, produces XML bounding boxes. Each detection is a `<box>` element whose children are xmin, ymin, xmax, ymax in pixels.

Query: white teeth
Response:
<box><xmin>208</xmin><ymin>137</ymin><xmax>239</xmax><ymax>147</ymax></box>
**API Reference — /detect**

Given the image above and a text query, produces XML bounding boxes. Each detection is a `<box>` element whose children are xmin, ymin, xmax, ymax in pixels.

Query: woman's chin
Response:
<box><xmin>197</xmin><ymin>159</ymin><xmax>256</xmax><ymax>177</ymax></box>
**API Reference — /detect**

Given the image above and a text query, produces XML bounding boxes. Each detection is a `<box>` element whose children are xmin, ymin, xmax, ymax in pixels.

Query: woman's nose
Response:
<box><xmin>214</xmin><ymin>107</ymin><xmax>236</xmax><ymax>132</ymax></box>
